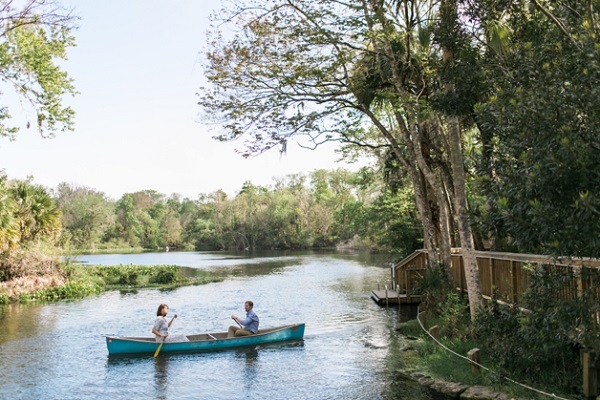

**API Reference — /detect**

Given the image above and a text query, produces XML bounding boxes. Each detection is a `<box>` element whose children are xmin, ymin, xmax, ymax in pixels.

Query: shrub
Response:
<box><xmin>117</xmin><ymin>266</ymin><xmax>139</xmax><ymax>285</ymax></box>
<box><xmin>474</xmin><ymin>266</ymin><xmax>586</xmax><ymax>393</ymax></box>
<box><xmin>149</xmin><ymin>266</ymin><xmax>179</xmax><ymax>285</ymax></box>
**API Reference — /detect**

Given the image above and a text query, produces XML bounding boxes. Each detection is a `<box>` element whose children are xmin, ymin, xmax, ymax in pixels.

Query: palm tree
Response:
<box><xmin>9</xmin><ymin>180</ymin><xmax>61</xmax><ymax>244</ymax></box>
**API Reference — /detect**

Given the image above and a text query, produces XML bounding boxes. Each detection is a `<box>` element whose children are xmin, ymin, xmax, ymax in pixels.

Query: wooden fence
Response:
<box><xmin>392</xmin><ymin>249</ymin><xmax>600</xmax><ymax>306</ymax></box>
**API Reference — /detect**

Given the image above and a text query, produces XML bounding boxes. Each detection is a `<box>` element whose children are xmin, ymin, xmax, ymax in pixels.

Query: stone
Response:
<box><xmin>460</xmin><ymin>385</ymin><xmax>513</xmax><ymax>400</ymax></box>
<box><xmin>429</xmin><ymin>380</ymin><xmax>469</xmax><ymax>398</ymax></box>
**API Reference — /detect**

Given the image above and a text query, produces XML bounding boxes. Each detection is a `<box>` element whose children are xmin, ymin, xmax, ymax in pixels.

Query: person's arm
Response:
<box><xmin>240</xmin><ymin>312</ymin><xmax>258</xmax><ymax>327</ymax></box>
<box><xmin>152</xmin><ymin>327</ymin><xmax>168</xmax><ymax>338</ymax></box>
<box><xmin>167</xmin><ymin>314</ymin><xmax>178</xmax><ymax>328</ymax></box>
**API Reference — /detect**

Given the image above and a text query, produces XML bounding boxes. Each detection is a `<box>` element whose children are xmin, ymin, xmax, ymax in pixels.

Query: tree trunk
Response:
<box><xmin>409</xmin><ymin>118</ymin><xmax>453</xmax><ymax>272</ymax></box>
<box><xmin>448</xmin><ymin>117</ymin><xmax>483</xmax><ymax>318</ymax></box>
<box><xmin>440</xmin><ymin>0</ymin><xmax>484</xmax><ymax>319</ymax></box>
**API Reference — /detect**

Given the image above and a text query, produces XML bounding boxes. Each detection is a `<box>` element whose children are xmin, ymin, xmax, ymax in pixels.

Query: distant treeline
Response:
<box><xmin>0</xmin><ymin>168</ymin><xmax>423</xmax><ymax>267</ymax></box>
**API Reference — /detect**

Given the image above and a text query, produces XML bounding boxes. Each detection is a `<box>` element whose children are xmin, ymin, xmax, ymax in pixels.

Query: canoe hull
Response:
<box><xmin>105</xmin><ymin>323</ymin><xmax>305</xmax><ymax>356</ymax></box>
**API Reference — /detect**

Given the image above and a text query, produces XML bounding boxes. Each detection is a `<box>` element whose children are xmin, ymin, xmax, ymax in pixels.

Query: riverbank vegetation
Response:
<box><xmin>0</xmin><ymin>263</ymin><xmax>222</xmax><ymax>305</ymax></box>
<box><xmin>395</xmin><ymin>265</ymin><xmax>597</xmax><ymax>399</ymax></box>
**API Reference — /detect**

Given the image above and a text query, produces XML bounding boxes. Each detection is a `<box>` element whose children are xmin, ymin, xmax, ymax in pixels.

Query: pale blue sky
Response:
<box><xmin>0</xmin><ymin>0</ymin><xmax>363</xmax><ymax>200</ymax></box>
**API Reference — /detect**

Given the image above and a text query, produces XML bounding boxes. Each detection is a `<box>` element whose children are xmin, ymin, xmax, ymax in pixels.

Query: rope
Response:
<box><xmin>415</xmin><ymin>309</ymin><xmax>572</xmax><ymax>400</ymax></box>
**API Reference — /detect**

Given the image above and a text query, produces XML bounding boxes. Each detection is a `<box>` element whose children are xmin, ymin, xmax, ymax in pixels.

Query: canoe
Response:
<box><xmin>105</xmin><ymin>323</ymin><xmax>305</xmax><ymax>356</ymax></box>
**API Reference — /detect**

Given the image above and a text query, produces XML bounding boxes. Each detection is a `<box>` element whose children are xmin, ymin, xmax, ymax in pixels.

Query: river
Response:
<box><xmin>0</xmin><ymin>250</ymin><xmax>437</xmax><ymax>400</ymax></box>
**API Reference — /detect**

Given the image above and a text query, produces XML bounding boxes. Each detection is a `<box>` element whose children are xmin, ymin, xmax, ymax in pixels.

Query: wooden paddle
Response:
<box><xmin>233</xmin><ymin>315</ymin><xmax>243</xmax><ymax>328</ymax></box>
<box><xmin>154</xmin><ymin>315</ymin><xmax>176</xmax><ymax>358</ymax></box>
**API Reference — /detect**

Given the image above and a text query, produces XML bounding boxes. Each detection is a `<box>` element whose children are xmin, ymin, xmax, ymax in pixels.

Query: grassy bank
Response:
<box><xmin>0</xmin><ymin>264</ymin><xmax>223</xmax><ymax>304</ymax></box>
<box><xmin>394</xmin><ymin>312</ymin><xmax>583</xmax><ymax>400</ymax></box>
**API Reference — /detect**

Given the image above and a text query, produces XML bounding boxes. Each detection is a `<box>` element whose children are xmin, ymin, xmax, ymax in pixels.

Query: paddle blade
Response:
<box><xmin>153</xmin><ymin>342</ymin><xmax>164</xmax><ymax>358</ymax></box>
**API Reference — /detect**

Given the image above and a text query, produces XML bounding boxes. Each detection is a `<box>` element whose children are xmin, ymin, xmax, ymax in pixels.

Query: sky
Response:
<box><xmin>0</xmin><ymin>0</ymin><xmax>367</xmax><ymax>200</ymax></box>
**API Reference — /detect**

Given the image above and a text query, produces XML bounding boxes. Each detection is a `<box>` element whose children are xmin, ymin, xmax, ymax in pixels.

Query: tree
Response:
<box><xmin>0</xmin><ymin>0</ymin><xmax>78</xmax><ymax>139</ymax></box>
<box><xmin>199</xmin><ymin>0</ymin><xmax>485</xmax><ymax>317</ymax></box>
<box><xmin>0</xmin><ymin>173</ymin><xmax>17</xmax><ymax>251</ymax></box>
<box><xmin>54</xmin><ymin>183</ymin><xmax>115</xmax><ymax>250</ymax></box>
<box><xmin>10</xmin><ymin>179</ymin><xmax>61</xmax><ymax>243</ymax></box>
<box><xmin>467</xmin><ymin>0</ymin><xmax>600</xmax><ymax>258</ymax></box>
<box><xmin>114</xmin><ymin>194</ymin><xmax>143</xmax><ymax>247</ymax></box>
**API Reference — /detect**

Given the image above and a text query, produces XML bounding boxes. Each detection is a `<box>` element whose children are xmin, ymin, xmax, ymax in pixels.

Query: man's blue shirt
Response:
<box><xmin>241</xmin><ymin>310</ymin><xmax>259</xmax><ymax>333</ymax></box>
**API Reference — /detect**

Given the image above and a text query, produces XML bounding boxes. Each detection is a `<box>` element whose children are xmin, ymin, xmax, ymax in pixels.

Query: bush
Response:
<box><xmin>117</xmin><ymin>266</ymin><xmax>139</xmax><ymax>285</ymax></box>
<box><xmin>474</xmin><ymin>266</ymin><xmax>587</xmax><ymax>393</ymax></box>
<box><xmin>149</xmin><ymin>266</ymin><xmax>179</xmax><ymax>285</ymax></box>
<box><xmin>0</xmin><ymin>241</ymin><xmax>62</xmax><ymax>282</ymax></box>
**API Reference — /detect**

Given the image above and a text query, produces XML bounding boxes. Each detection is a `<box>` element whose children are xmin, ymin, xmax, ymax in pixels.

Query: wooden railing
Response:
<box><xmin>393</xmin><ymin>249</ymin><xmax>600</xmax><ymax>305</ymax></box>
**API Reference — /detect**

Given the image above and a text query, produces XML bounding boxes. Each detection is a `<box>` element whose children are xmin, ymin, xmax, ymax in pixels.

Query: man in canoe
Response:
<box><xmin>227</xmin><ymin>300</ymin><xmax>259</xmax><ymax>337</ymax></box>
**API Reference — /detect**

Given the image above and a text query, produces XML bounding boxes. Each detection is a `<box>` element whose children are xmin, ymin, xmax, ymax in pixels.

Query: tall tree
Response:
<box><xmin>54</xmin><ymin>183</ymin><xmax>115</xmax><ymax>250</ymax></box>
<box><xmin>9</xmin><ymin>179</ymin><xmax>61</xmax><ymax>243</ymax></box>
<box><xmin>199</xmin><ymin>0</ymin><xmax>485</xmax><ymax>316</ymax></box>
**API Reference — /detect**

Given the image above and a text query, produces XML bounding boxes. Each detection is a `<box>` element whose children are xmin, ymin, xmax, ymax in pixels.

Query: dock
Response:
<box><xmin>370</xmin><ymin>289</ymin><xmax>423</xmax><ymax>306</ymax></box>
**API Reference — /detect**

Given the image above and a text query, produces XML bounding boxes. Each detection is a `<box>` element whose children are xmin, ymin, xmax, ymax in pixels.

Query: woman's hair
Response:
<box><xmin>156</xmin><ymin>303</ymin><xmax>168</xmax><ymax>316</ymax></box>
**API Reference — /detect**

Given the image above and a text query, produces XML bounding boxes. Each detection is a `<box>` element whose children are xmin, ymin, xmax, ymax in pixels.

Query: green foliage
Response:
<box><xmin>8</xmin><ymin>179</ymin><xmax>62</xmax><ymax>245</ymax></box>
<box><xmin>418</xmin><ymin>263</ymin><xmax>453</xmax><ymax>316</ymax></box>
<box><xmin>19</xmin><ymin>281</ymin><xmax>102</xmax><ymax>302</ymax></box>
<box><xmin>409</xmin><ymin>262</ymin><xmax>593</xmax><ymax>399</ymax></box>
<box><xmin>9</xmin><ymin>264</ymin><xmax>223</xmax><ymax>304</ymax></box>
<box><xmin>0</xmin><ymin>0</ymin><xmax>78</xmax><ymax>139</ymax></box>
<box><xmin>80</xmin><ymin>264</ymin><xmax>204</xmax><ymax>289</ymax></box>
<box><xmin>148</xmin><ymin>266</ymin><xmax>179</xmax><ymax>285</ymax></box>
<box><xmin>54</xmin><ymin>183</ymin><xmax>115</xmax><ymax>250</ymax></box>
<box><xmin>469</xmin><ymin>0</ymin><xmax>600</xmax><ymax>257</ymax></box>
<box><xmin>474</xmin><ymin>266</ymin><xmax>592</xmax><ymax>393</ymax></box>
<box><xmin>116</xmin><ymin>266</ymin><xmax>139</xmax><ymax>285</ymax></box>
<box><xmin>417</xmin><ymin>335</ymin><xmax>487</xmax><ymax>387</ymax></box>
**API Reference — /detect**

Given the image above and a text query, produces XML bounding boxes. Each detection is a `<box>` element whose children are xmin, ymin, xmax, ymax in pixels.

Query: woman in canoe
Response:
<box><xmin>152</xmin><ymin>303</ymin><xmax>189</xmax><ymax>342</ymax></box>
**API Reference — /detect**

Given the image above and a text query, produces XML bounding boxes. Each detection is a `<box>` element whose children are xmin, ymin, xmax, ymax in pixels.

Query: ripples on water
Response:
<box><xmin>0</xmin><ymin>251</ymin><xmax>433</xmax><ymax>400</ymax></box>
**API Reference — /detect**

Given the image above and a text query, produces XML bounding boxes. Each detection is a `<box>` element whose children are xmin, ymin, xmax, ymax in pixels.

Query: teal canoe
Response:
<box><xmin>105</xmin><ymin>323</ymin><xmax>305</xmax><ymax>356</ymax></box>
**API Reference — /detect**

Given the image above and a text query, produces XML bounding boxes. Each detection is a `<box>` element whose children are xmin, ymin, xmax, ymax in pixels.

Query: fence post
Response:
<box><xmin>385</xmin><ymin>285</ymin><xmax>388</xmax><ymax>308</ymax></box>
<box><xmin>405</xmin><ymin>269</ymin><xmax>411</xmax><ymax>303</ymax></box>
<box><xmin>467</xmin><ymin>348</ymin><xmax>481</xmax><ymax>375</ymax></box>
<box><xmin>510</xmin><ymin>260</ymin><xmax>518</xmax><ymax>304</ymax></box>
<box><xmin>581</xmin><ymin>349</ymin><xmax>598</xmax><ymax>398</ymax></box>
<box><xmin>489</xmin><ymin>258</ymin><xmax>495</xmax><ymax>296</ymax></box>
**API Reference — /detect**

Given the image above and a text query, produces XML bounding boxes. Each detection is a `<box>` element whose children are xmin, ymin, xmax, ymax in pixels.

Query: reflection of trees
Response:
<box><xmin>0</xmin><ymin>303</ymin><xmax>54</xmax><ymax>345</ymax></box>
<box><xmin>182</xmin><ymin>258</ymin><xmax>303</xmax><ymax>280</ymax></box>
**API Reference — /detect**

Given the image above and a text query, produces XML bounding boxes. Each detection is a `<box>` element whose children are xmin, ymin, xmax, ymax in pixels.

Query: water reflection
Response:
<box><xmin>153</xmin><ymin>356</ymin><xmax>169</xmax><ymax>399</ymax></box>
<box><xmin>236</xmin><ymin>346</ymin><xmax>259</xmax><ymax>364</ymax></box>
<box><xmin>0</xmin><ymin>302</ymin><xmax>62</xmax><ymax>345</ymax></box>
<box><xmin>2</xmin><ymin>251</ymin><xmax>433</xmax><ymax>400</ymax></box>
<box><xmin>236</xmin><ymin>347</ymin><xmax>259</xmax><ymax>393</ymax></box>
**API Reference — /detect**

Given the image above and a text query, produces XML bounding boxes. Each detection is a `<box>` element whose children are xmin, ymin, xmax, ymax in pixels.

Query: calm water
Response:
<box><xmin>0</xmin><ymin>251</ymin><xmax>435</xmax><ymax>400</ymax></box>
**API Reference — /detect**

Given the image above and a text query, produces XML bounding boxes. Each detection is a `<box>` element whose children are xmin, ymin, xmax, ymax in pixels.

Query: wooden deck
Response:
<box><xmin>370</xmin><ymin>289</ymin><xmax>424</xmax><ymax>305</ymax></box>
